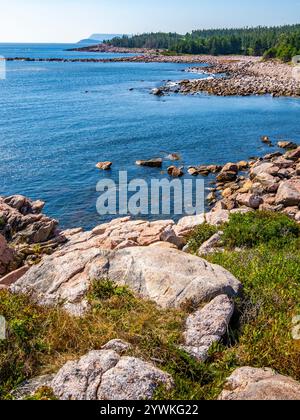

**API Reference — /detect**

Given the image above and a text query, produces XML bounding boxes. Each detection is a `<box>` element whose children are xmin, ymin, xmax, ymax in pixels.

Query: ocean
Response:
<box><xmin>1</xmin><ymin>43</ymin><xmax>300</xmax><ymax>230</ymax></box>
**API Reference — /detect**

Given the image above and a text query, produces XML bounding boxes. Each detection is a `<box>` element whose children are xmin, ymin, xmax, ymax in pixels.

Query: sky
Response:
<box><xmin>1</xmin><ymin>0</ymin><xmax>300</xmax><ymax>43</ymax></box>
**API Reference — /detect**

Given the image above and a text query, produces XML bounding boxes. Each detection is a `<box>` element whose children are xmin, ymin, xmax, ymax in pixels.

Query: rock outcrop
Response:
<box><xmin>181</xmin><ymin>295</ymin><xmax>234</xmax><ymax>362</ymax></box>
<box><xmin>0</xmin><ymin>195</ymin><xmax>58</xmax><ymax>244</ymax></box>
<box><xmin>11</xmin><ymin>244</ymin><xmax>241</xmax><ymax>315</ymax></box>
<box><xmin>51</xmin><ymin>342</ymin><xmax>174</xmax><ymax>400</ymax></box>
<box><xmin>0</xmin><ymin>234</ymin><xmax>15</xmax><ymax>276</ymax></box>
<box><xmin>219</xmin><ymin>367</ymin><xmax>300</xmax><ymax>400</ymax></box>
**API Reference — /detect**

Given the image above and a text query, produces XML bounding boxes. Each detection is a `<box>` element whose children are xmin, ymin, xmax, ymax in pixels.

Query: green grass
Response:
<box><xmin>0</xmin><ymin>211</ymin><xmax>299</xmax><ymax>400</ymax></box>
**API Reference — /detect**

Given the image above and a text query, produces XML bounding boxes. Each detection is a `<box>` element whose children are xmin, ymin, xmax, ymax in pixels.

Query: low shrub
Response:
<box><xmin>222</xmin><ymin>211</ymin><xmax>299</xmax><ymax>249</ymax></box>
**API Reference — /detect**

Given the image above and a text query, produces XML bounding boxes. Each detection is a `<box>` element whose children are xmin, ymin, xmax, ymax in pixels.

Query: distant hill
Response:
<box><xmin>77</xmin><ymin>38</ymin><xmax>102</xmax><ymax>45</ymax></box>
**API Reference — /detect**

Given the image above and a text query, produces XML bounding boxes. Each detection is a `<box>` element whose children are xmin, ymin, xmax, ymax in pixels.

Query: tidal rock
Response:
<box><xmin>188</xmin><ymin>167</ymin><xmax>199</xmax><ymax>176</ymax></box>
<box><xmin>152</xmin><ymin>88</ymin><xmax>164</xmax><ymax>96</ymax></box>
<box><xmin>12</xmin><ymin>246</ymin><xmax>241</xmax><ymax>314</ymax></box>
<box><xmin>96</xmin><ymin>161</ymin><xmax>112</xmax><ymax>170</ymax></box>
<box><xmin>278</xmin><ymin>141</ymin><xmax>297</xmax><ymax>150</ymax></box>
<box><xmin>261</xmin><ymin>136</ymin><xmax>272</xmax><ymax>145</ymax></box>
<box><xmin>167</xmin><ymin>166</ymin><xmax>184</xmax><ymax>177</ymax></box>
<box><xmin>218</xmin><ymin>367</ymin><xmax>300</xmax><ymax>400</ymax></box>
<box><xmin>275</xmin><ymin>179</ymin><xmax>300</xmax><ymax>206</ymax></box>
<box><xmin>51</xmin><ymin>348</ymin><xmax>174</xmax><ymax>400</ymax></box>
<box><xmin>181</xmin><ymin>295</ymin><xmax>234</xmax><ymax>362</ymax></box>
<box><xmin>136</xmin><ymin>158</ymin><xmax>163</xmax><ymax>168</ymax></box>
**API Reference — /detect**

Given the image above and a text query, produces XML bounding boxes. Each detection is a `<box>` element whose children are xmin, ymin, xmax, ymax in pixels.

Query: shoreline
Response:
<box><xmin>3</xmin><ymin>53</ymin><xmax>300</xmax><ymax>97</ymax></box>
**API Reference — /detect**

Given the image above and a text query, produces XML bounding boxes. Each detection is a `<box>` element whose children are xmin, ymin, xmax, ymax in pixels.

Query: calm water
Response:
<box><xmin>1</xmin><ymin>43</ymin><xmax>300</xmax><ymax>230</ymax></box>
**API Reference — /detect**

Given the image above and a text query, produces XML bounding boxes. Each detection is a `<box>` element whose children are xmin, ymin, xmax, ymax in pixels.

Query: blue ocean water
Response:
<box><xmin>1</xmin><ymin>44</ymin><xmax>300</xmax><ymax>230</ymax></box>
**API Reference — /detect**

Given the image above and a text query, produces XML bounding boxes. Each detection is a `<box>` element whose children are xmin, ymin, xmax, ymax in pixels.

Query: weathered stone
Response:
<box><xmin>275</xmin><ymin>179</ymin><xmax>300</xmax><ymax>206</ymax></box>
<box><xmin>250</xmin><ymin>162</ymin><xmax>277</xmax><ymax>179</ymax></box>
<box><xmin>285</xmin><ymin>146</ymin><xmax>300</xmax><ymax>161</ymax></box>
<box><xmin>254</xmin><ymin>172</ymin><xmax>279</xmax><ymax>193</ymax></box>
<box><xmin>237</xmin><ymin>161</ymin><xmax>249</xmax><ymax>171</ymax></box>
<box><xmin>219</xmin><ymin>367</ymin><xmax>300</xmax><ymax>400</ymax></box>
<box><xmin>217</xmin><ymin>171</ymin><xmax>237</xmax><ymax>183</ymax></box>
<box><xmin>198</xmin><ymin>232</ymin><xmax>223</xmax><ymax>256</ymax></box>
<box><xmin>101</xmin><ymin>339</ymin><xmax>132</xmax><ymax>354</ymax></box>
<box><xmin>12</xmin><ymin>246</ymin><xmax>241</xmax><ymax>314</ymax></box>
<box><xmin>0</xmin><ymin>234</ymin><xmax>15</xmax><ymax>276</ymax></box>
<box><xmin>175</xmin><ymin>214</ymin><xmax>205</xmax><ymax>237</ymax></box>
<box><xmin>51</xmin><ymin>349</ymin><xmax>173</xmax><ymax>400</ymax></box>
<box><xmin>206</xmin><ymin>209</ymin><xmax>230</xmax><ymax>225</ymax></box>
<box><xmin>236</xmin><ymin>193</ymin><xmax>263</xmax><ymax>210</ymax></box>
<box><xmin>181</xmin><ymin>295</ymin><xmax>234</xmax><ymax>362</ymax></box>
<box><xmin>0</xmin><ymin>266</ymin><xmax>29</xmax><ymax>286</ymax></box>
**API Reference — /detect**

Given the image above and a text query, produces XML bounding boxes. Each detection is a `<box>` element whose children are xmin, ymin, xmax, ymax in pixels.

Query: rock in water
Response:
<box><xmin>96</xmin><ymin>161</ymin><xmax>112</xmax><ymax>170</ymax></box>
<box><xmin>136</xmin><ymin>158</ymin><xmax>163</xmax><ymax>168</ymax></box>
<box><xmin>180</xmin><ymin>295</ymin><xmax>234</xmax><ymax>362</ymax></box>
<box><xmin>11</xmin><ymin>246</ymin><xmax>241</xmax><ymax>315</ymax></box>
<box><xmin>51</xmin><ymin>345</ymin><xmax>174</xmax><ymax>400</ymax></box>
<box><xmin>167</xmin><ymin>166</ymin><xmax>184</xmax><ymax>177</ymax></box>
<box><xmin>219</xmin><ymin>367</ymin><xmax>300</xmax><ymax>400</ymax></box>
<box><xmin>278</xmin><ymin>141</ymin><xmax>297</xmax><ymax>150</ymax></box>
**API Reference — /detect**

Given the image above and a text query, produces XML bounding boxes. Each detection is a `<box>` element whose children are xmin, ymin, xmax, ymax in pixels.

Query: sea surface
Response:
<box><xmin>1</xmin><ymin>43</ymin><xmax>300</xmax><ymax>230</ymax></box>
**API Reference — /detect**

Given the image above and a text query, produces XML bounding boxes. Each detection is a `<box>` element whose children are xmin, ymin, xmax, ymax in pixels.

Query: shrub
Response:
<box><xmin>222</xmin><ymin>211</ymin><xmax>299</xmax><ymax>249</ymax></box>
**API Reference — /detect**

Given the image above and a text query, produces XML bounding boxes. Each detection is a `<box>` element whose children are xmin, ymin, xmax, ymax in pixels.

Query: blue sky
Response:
<box><xmin>1</xmin><ymin>0</ymin><xmax>300</xmax><ymax>43</ymax></box>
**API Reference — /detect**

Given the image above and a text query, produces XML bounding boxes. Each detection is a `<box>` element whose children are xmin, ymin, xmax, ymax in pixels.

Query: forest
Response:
<box><xmin>105</xmin><ymin>25</ymin><xmax>300</xmax><ymax>61</ymax></box>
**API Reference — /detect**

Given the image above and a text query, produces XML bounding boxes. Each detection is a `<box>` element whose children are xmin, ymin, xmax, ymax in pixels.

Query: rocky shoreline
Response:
<box><xmin>157</xmin><ymin>56</ymin><xmax>300</xmax><ymax>97</ymax></box>
<box><xmin>4</xmin><ymin>53</ymin><xmax>299</xmax><ymax>97</ymax></box>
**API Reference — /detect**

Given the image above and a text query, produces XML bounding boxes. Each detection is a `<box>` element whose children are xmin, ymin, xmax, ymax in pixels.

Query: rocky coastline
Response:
<box><xmin>4</xmin><ymin>53</ymin><xmax>299</xmax><ymax>97</ymax></box>
<box><xmin>156</xmin><ymin>56</ymin><xmax>300</xmax><ymax>97</ymax></box>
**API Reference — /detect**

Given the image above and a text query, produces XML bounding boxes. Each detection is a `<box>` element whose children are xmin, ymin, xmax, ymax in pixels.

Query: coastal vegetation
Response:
<box><xmin>1</xmin><ymin>211</ymin><xmax>299</xmax><ymax>400</ymax></box>
<box><xmin>105</xmin><ymin>24</ymin><xmax>300</xmax><ymax>61</ymax></box>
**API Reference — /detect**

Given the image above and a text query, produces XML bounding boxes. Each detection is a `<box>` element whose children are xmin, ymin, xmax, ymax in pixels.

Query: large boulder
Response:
<box><xmin>51</xmin><ymin>344</ymin><xmax>174</xmax><ymax>400</ymax></box>
<box><xmin>11</xmin><ymin>246</ymin><xmax>241</xmax><ymax>315</ymax></box>
<box><xmin>180</xmin><ymin>295</ymin><xmax>234</xmax><ymax>362</ymax></box>
<box><xmin>275</xmin><ymin>179</ymin><xmax>300</xmax><ymax>206</ymax></box>
<box><xmin>219</xmin><ymin>367</ymin><xmax>300</xmax><ymax>400</ymax></box>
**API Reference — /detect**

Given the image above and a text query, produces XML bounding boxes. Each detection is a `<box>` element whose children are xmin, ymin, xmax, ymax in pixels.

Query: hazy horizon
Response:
<box><xmin>1</xmin><ymin>0</ymin><xmax>300</xmax><ymax>43</ymax></box>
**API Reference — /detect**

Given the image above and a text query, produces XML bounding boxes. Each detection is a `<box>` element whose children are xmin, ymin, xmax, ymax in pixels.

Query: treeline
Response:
<box><xmin>105</xmin><ymin>25</ymin><xmax>300</xmax><ymax>61</ymax></box>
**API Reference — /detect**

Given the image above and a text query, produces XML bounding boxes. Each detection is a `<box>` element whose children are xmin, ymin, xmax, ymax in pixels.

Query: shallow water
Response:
<box><xmin>1</xmin><ymin>44</ymin><xmax>300</xmax><ymax>230</ymax></box>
